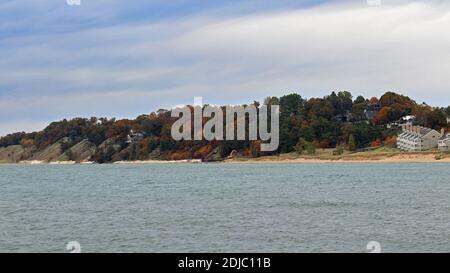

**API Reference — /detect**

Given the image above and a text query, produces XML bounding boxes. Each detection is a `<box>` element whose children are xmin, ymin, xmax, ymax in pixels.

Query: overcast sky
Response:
<box><xmin>1</xmin><ymin>0</ymin><xmax>450</xmax><ymax>136</ymax></box>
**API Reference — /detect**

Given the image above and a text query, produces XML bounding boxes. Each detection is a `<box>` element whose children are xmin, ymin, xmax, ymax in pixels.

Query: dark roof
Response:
<box><xmin>420</xmin><ymin>127</ymin><xmax>433</xmax><ymax>135</ymax></box>
<box><xmin>365</xmin><ymin>110</ymin><xmax>378</xmax><ymax>120</ymax></box>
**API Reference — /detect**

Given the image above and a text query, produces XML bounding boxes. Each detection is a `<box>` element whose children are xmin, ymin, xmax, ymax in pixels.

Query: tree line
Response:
<box><xmin>1</xmin><ymin>91</ymin><xmax>449</xmax><ymax>162</ymax></box>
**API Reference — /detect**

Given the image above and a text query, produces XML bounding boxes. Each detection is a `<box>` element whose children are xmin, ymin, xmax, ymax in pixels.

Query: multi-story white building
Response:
<box><xmin>438</xmin><ymin>131</ymin><xmax>450</xmax><ymax>151</ymax></box>
<box><xmin>397</xmin><ymin>125</ymin><xmax>442</xmax><ymax>151</ymax></box>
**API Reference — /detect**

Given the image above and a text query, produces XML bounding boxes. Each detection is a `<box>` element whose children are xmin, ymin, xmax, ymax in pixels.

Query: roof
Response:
<box><xmin>400</xmin><ymin>126</ymin><xmax>439</xmax><ymax>138</ymax></box>
<box><xmin>364</xmin><ymin>110</ymin><xmax>378</xmax><ymax>120</ymax></box>
<box><xmin>419</xmin><ymin>127</ymin><xmax>433</xmax><ymax>136</ymax></box>
<box><xmin>402</xmin><ymin>115</ymin><xmax>416</xmax><ymax>120</ymax></box>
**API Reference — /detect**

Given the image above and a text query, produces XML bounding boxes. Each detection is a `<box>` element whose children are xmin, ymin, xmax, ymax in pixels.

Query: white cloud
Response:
<box><xmin>2</xmin><ymin>0</ymin><xmax>450</xmax><ymax>135</ymax></box>
<box><xmin>172</xmin><ymin>1</ymin><xmax>450</xmax><ymax>100</ymax></box>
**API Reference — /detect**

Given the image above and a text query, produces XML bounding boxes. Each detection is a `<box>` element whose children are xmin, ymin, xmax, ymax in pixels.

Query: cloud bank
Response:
<box><xmin>1</xmin><ymin>0</ymin><xmax>450</xmax><ymax>135</ymax></box>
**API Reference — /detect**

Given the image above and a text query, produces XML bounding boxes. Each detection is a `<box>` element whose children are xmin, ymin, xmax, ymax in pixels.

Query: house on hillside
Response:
<box><xmin>364</xmin><ymin>109</ymin><xmax>378</xmax><ymax>121</ymax></box>
<box><xmin>387</xmin><ymin>115</ymin><xmax>416</xmax><ymax>129</ymax></box>
<box><xmin>438</xmin><ymin>130</ymin><xmax>450</xmax><ymax>151</ymax></box>
<box><xmin>364</xmin><ymin>101</ymin><xmax>381</xmax><ymax>121</ymax></box>
<box><xmin>126</xmin><ymin>129</ymin><xmax>145</xmax><ymax>144</ymax></box>
<box><xmin>336</xmin><ymin>110</ymin><xmax>352</xmax><ymax>122</ymax></box>
<box><xmin>397</xmin><ymin>125</ymin><xmax>442</xmax><ymax>151</ymax></box>
<box><xmin>401</xmin><ymin>115</ymin><xmax>416</xmax><ymax>125</ymax></box>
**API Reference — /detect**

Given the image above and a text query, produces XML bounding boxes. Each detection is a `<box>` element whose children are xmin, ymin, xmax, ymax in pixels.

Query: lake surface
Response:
<box><xmin>0</xmin><ymin>163</ymin><xmax>449</xmax><ymax>253</ymax></box>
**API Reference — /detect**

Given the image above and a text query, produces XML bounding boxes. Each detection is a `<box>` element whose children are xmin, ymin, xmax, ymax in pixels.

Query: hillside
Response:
<box><xmin>1</xmin><ymin>91</ymin><xmax>449</xmax><ymax>163</ymax></box>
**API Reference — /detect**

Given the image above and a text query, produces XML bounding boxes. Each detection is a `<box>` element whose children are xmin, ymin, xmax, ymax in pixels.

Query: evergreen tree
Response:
<box><xmin>348</xmin><ymin>134</ymin><xmax>356</xmax><ymax>151</ymax></box>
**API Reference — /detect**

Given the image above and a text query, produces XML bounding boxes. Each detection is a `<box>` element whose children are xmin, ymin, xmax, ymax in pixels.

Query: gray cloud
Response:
<box><xmin>1</xmin><ymin>0</ymin><xmax>450</xmax><ymax>136</ymax></box>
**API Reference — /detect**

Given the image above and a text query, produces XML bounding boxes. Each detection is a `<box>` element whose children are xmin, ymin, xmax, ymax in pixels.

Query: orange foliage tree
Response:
<box><xmin>20</xmin><ymin>139</ymin><xmax>35</xmax><ymax>147</ymax></box>
<box><xmin>384</xmin><ymin>136</ymin><xmax>397</xmax><ymax>146</ymax></box>
<box><xmin>373</xmin><ymin>107</ymin><xmax>392</xmax><ymax>125</ymax></box>
<box><xmin>370</xmin><ymin>139</ymin><xmax>382</xmax><ymax>148</ymax></box>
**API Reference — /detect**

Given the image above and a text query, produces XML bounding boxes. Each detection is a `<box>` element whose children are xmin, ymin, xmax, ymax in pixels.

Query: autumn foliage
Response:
<box><xmin>1</xmin><ymin>91</ymin><xmax>449</xmax><ymax>163</ymax></box>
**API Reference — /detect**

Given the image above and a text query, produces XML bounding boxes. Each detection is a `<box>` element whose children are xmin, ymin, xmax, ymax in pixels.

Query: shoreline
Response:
<box><xmin>225</xmin><ymin>151</ymin><xmax>450</xmax><ymax>164</ymax></box>
<box><xmin>224</xmin><ymin>156</ymin><xmax>450</xmax><ymax>164</ymax></box>
<box><xmin>2</xmin><ymin>152</ymin><xmax>450</xmax><ymax>164</ymax></box>
<box><xmin>1</xmin><ymin>159</ymin><xmax>204</xmax><ymax>165</ymax></box>
<box><xmin>113</xmin><ymin>159</ymin><xmax>202</xmax><ymax>164</ymax></box>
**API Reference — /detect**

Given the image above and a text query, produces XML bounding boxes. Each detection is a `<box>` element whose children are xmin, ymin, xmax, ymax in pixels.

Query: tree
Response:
<box><xmin>65</xmin><ymin>149</ymin><xmax>74</xmax><ymax>161</ymax></box>
<box><xmin>20</xmin><ymin>138</ymin><xmax>35</xmax><ymax>147</ymax></box>
<box><xmin>369</xmin><ymin>97</ymin><xmax>379</xmax><ymax>104</ymax></box>
<box><xmin>384</xmin><ymin>136</ymin><xmax>397</xmax><ymax>146</ymax></box>
<box><xmin>415</xmin><ymin>107</ymin><xmax>447</xmax><ymax>130</ymax></box>
<box><xmin>370</xmin><ymin>139</ymin><xmax>382</xmax><ymax>148</ymax></box>
<box><xmin>294</xmin><ymin>138</ymin><xmax>305</xmax><ymax>154</ymax></box>
<box><xmin>0</xmin><ymin>132</ymin><xmax>27</xmax><ymax>147</ymax></box>
<box><xmin>377</xmin><ymin>92</ymin><xmax>416</xmax><ymax>122</ymax></box>
<box><xmin>346</xmin><ymin>122</ymin><xmax>382</xmax><ymax>148</ymax></box>
<box><xmin>263</xmin><ymin>96</ymin><xmax>280</xmax><ymax>106</ymax></box>
<box><xmin>249</xmin><ymin>140</ymin><xmax>261</xmax><ymax>158</ymax></box>
<box><xmin>380</xmin><ymin>92</ymin><xmax>415</xmax><ymax>108</ymax></box>
<box><xmin>279</xmin><ymin>93</ymin><xmax>304</xmax><ymax>118</ymax></box>
<box><xmin>348</xmin><ymin>134</ymin><xmax>356</xmax><ymax>151</ymax></box>
<box><xmin>333</xmin><ymin>144</ymin><xmax>344</xmax><ymax>155</ymax></box>
<box><xmin>294</xmin><ymin>138</ymin><xmax>315</xmax><ymax>155</ymax></box>
<box><xmin>351</xmin><ymin>100</ymin><xmax>369</xmax><ymax>121</ymax></box>
<box><xmin>307</xmin><ymin>98</ymin><xmax>335</xmax><ymax>119</ymax></box>
<box><xmin>354</xmin><ymin>96</ymin><xmax>366</xmax><ymax>104</ymax></box>
<box><xmin>304</xmin><ymin>141</ymin><xmax>316</xmax><ymax>155</ymax></box>
<box><xmin>338</xmin><ymin>91</ymin><xmax>353</xmax><ymax>112</ymax></box>
<box><xmin>445</xmin><ymin>106</ymin><xmax>450</xmax><ymax>116</ymax></box>
<box><xmin>373</xmin><ymin>107</ymin><xmax>392</xmax><ymax>125</ymax></box>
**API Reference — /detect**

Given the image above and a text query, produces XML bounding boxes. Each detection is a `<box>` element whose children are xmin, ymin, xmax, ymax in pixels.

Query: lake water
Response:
<box><xmin>0</xmin><ymin>163</ymin><xmax>449</xmax><ymax>253</ymax></box>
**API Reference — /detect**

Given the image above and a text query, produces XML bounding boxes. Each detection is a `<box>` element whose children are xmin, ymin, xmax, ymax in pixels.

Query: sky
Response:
<box><xmin>1</xmin><ymin>0</ymin><xmax>450</xmax><ymax>136</ymax></box>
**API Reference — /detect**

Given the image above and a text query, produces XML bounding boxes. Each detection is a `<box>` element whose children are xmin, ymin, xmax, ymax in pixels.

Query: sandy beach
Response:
<box><xmin>3</xmin><ymin>149</ymin><xmax>450</xmax><ymax>164</ymax></box>
<box><xmin>113</xmin><ymin>159</ymin><xmax>202</xmax><ymax>164</ymax></box>
<box><xmin>224</xmin><ymin>149</ymin><xmax>450</xmax><ymax>164</ymax></box>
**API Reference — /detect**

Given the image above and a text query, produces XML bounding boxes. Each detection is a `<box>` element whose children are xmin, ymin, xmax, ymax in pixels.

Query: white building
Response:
<box><xmin>402</xmin><ymin>115</ymin><xmax>416</xmax><ymax>125</ymax></box>
<box><xmin>126</xmin><ymin>129</ymin><xmax>144</xmax><ymax>144</ymax></box>
<box><xmin>387</xmin><ymin>115</ymin><xmax>416</xmax><ymax>129</ymax></box>
<box><xmin>397</xmin><ymin>125</ymin><xmax>442</xmax><ymax>151</ymax></box>
<box><xmin>438</xmin><ymin>130</ymin><xmax>450</xmax><ymax>151</ymax></box>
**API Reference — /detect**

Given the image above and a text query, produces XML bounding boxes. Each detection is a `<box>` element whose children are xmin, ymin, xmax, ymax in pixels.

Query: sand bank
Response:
<box><xmin>224</xmin><ymin>153</ymin><xmax>450</xmax><ymax>164</ymax></box>
<box><xmin>113</xmin><ymin>159</ymin><xmax>202</xmax><ymax>164</ymax></box>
